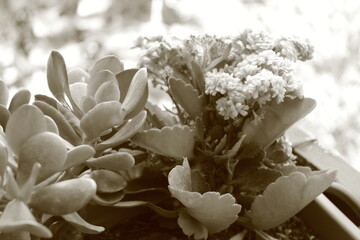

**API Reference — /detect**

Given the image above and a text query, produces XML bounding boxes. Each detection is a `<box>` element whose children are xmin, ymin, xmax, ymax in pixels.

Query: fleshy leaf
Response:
<box><xmin>169</xmin><ymin>77</ymin><xmax>204</xmax><ymax>119</ymax></box>
<box><xmin>81</xmin><ymin>95</ymin><xmax>96</xmax><ymax>113</ymax></box>
<box><xmin>191</xmin><ymin>61</ymin><xmax>206</xmax><ymax>94</ymax></box>
<box><xmin>168</xmin><ymin>159</ymin><xmax>241</xmax><ymax>238</ymax></box>
<box><xmin>45</xmin><ymin>116</ymin><xmax>59</xmax><ymax>134</ymax></box>
<box><xmin>63</xmin><ymin>145</ymin><xmax>95</xmax><ymax>170</ymax></box>
<box><xmin>87</xmin><ymin>70</ymin><xmax>118</xmax><ymax>97</ymax></box>
<box><xmin>242</xmin><ymin>98</ymin><xmax>316</xmax><ymax>149</ymax></box>
<box><xmin>30</xmin><ymin>178</ymin><xmax>97</xmax><ymax>216</ymax></box>
<box><xmin>69</xmin><ymin>82</ymin><xmax>87</xmax><ymax>108</ymax></box>
<box><xmin>145</xmin><ymin>102</ymin><xmax>178</xmax><ymax>128</ymax></box>
<box><xmin>178</xmin><ymin>210</ymin><xmax>208</xmax><ymax>240</ymax></box>
<box><xmin>17</xmin><ymin>132</ymin><xmax>67</xmax><ymax>185</ymax></box>
<box><xmin>86</xmin><ymin>152</ymin><xmax>135</xmax><ymax>171</ymax></box>
<box><xmin>89</xmin><ymin>55</ymin><xmax>124</xmax><ymax>76</ymax></box>
<box><xmin>5</xmin><ymin>105</ymin><xmax>47</xmax><ymax>155</ymax></box>
<box><xmin>121</xmin><ymin>68</ymin><xmax>148</xmax><ymax>119</ymax></box>
<box><xmin>0</xmin><ymin>105</ymin><xmax>10</xmax><ymax>130</ymax></box>
<box><xmin>249</xmin><ymin>170</ymin><xmax>336</xmax><ymax>230</ymax></box>
<box><xmin>94</xmin><ymin>81</ymin><xmax>120</xmax><ymax>103</ymax></box>
<box><xmin>90</xmin><ymin>169</ymin><xmax>127</xmax><ymax>193</ymax></box>
<box><xmin>0</xmin><ymin>80</ymin><xmax>9</xmax><ymax>106</ymax></box>
<box><xmin>33</xmin><ymin>100</ymin><xmax>81</xmax><ymax>146</ymax></box>
<box><xmin>0</xmin><ymin>199</ymin><xmax>52</xmax><ymax>238</ymax></box>
<box><xmin>116</xmin><ymin>68</ymin><xmax>138</xmax><ymax>103</ymax></box>
<box><xmin>68</xmin><ymin>67</ymin><xmax>90</xmax><ymax>84</ymax></box>
<box><xmin>131</xmin><ymin>125</ymin><xmax>195</xmax><ymax>160</ymax></box>
<box><xmin>80</xmin><ymin>101</ymin><xmax>125</xmax><ymax>141</ymax></box>
<box><xmin>92</xmin><ymin>191</ymin><xmax>125</xmax><ymax>206</ymax></box>
<box><xmin>95</xmin><ymin>110</ymin><xmax>147</xmax><ymax>151</ymax></box>
<box><xmin>62</xmin><ymin>212</ymin><xmax>105</xmax><ymax>234</ymax></box>
<box><xmin>8</xmin><ymin>89</ymin><xmax>31</xmax><ymax>114</ymax></box>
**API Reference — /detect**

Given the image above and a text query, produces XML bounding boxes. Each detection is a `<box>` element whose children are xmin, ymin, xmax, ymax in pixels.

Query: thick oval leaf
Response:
<box><xmin>116</xmin><ymin>68</ymin><xmax>138</xmax><ymax>103</ymax></box>
<box><xmin>86</xmin><ymin>152</ymin><xmax>135</xmax><ymax>171</ymax></box>
<box><xmin>90</xmin><ymin>55</ymin><xmax>124</xmax><ymax>76</ymax></box>
<box><xmin>33</xmin><ymin>101</ymin><xmax>81</xmax><ymax>146</ymax></box>
<box><xmin>17</xmin><ymin>132</ymin><xmax>67</xmax><ymax>185</ymax></box>
<box><xmin>69</xmin><ymin>82</ymin><xmax>87</xmax><ymax>108</ymax></box>
<box><xmin>94</xmin><ymin>81</ymin><xmax>120</xmax><ymax>104</ymax></box>
<box><xmin>63</xmin><ymin>145</ymin><xmax>95</xmax><ymax>170</ymax></box>
<box><xmin>242</xmin><ymin>98</ymin><xmax>316</xmax><ymax>149</ymax></box>
<box><xmin>90</xmin><ymin>169</ymin><xmax>127</xmax><ymax>193</ymax></box>
<box><xmin>0</xmin><ymin>80</ymin><xmax>9</xmax><ymax>106</ymax></box>
<box><xmin>62</xmin><ymin>212</ymin><xmax>105</xmax><ymax>234</ymax></box>
<box><xmin>0</xmin><ymin>105</ymin><xmax>10</xmax><ymax>130</ymax></box>
<box><xmin>68</xmin><ymin>67</ymin><xmax>90</xmax><ymax>84</ymax></box>
<box><xmin>87</xmin><ymin>70</ymin><xmax>118</xmax><ymax>97</ymax></box>
<box><xmin>121</xmin><ymin>68</ymin><xmax>148</xmax><ymax>119</ymax></box>
<box><xmin>30</xmin><ymin>178</ymin><xmax>97</xmax><ymax>215</ymax></box>
<box><xmin>45</xmin><ymin>116</ymin><xmax>59</xmax><ymax>134</ymax></box>
<box><xmin>80</xmin><ymin>101</ymin><xmax>125</xmax><ymax>141</ymax></box>
<box><xmin>131</xmin><ymin>125</ymin><xmax>195</xmax><ymax>160</ymax></box>
<box><xmin>8</xmin><ymin>89</ymin><xmax>31</xmax><ymax>114</ymax></box>
<box><xmin>168</xmin><ymin>159</ymin><xmax>241</xmax><ymax>237</ymax></box>
<box><xmin>81</xmin><ymin>95</ymin><xmax>96</xmax><ymax>113</ymax></box>
<box><xmin>5</xmin><ymin>104</ymin><xmax>47</xmax><ymax>155</ymax></box>
<box><xmin>0</xmin><ymin>199</ymin><xmax>52</xmax><ymax>238</ymax></box>
<box><xmin>92</xmin><ymin>191</ymin><xmax>125</xmax><ymax>206</ymax></box>
<box><xmin>95</xmin><ymin>110</ymin><xmax>147</xmax><ymax>151</ymax></box>
<box><xmin>249</xmin><ymin>170</ymin><xmax>336</xmax><ymax>230</ymax></box>
<box><xmin>169</xmin><ymin>77</ymin><xmax>204</xmax><ymax>119</ymax></box>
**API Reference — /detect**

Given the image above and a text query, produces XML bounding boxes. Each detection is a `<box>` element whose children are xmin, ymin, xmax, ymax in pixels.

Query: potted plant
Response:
<box><xmin>0</xmin><ymin>29</ymin><xmax>357</xmax><ymax>240</ymax></box>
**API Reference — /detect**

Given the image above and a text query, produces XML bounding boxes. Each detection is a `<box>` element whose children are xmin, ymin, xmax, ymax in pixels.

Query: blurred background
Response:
<box><xmin>1</xmin><ymin>0</ymin><xmax>359</xmax><ymax>170</ymax></box>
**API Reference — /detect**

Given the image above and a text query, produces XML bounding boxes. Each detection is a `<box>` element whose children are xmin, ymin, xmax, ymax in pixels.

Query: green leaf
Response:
<box><xmin>47</xmin><ymin>51</ymin><xmax>83</xmax><ymax>118</ymax></box>
<box><xmin>90</xmin><ymin>55</ymin><xmax>124</xmax><ymax>76</ymax></box>
<box><xmin>169</xmin><ymin>77</ymin><xmax>204</xmax><ymax>119</ymax></box>
<box><xmin>95</xmin><ymin>110</ymin><xmax>147</xmax><ymax>151</ymax></box>
<box><xmin>90</xmin><ymin>169</ymin><xmax>127</xmax><ymax>193</ymax></box>
<box><xmin>86</xmin><ymin>152</ymin><xmax>135</xmax><ymax>171</ymax></box>
<box><xmin>5</xmin><ymin>105</ymin><xmax>47</xmax><ymax>155</ymax></box>
<box><xmin>0</xmin><ymin>80</ymin><xmax>9</xmax><ymax>106</ymax></box>
<box><xmin>33</xmin><ymin>101</ymin><xmax>81</xmax><ymax>146</ymax></box>
<box><xmin>249</xmin><ymin>169</ymin><xmax>336</xmax><ymax>230</ymax></box>
<box><xmin>121</xmin><ymin>68</ymin><xmax>148</xmax><ymax>119</ymax></box>
<box><xmin>80</xmin><ymin>101</ymin><xmax>125</xmax><ymax>141</ymax></box>
<box><xmin>131</xmin><ymin>125</ymin><xmax>195</xmax><ymax>160</ymax></box>
<box><xmin>30</xmin><ymin>178</ymin><xmax>97</xmax><ymax>216</ymax></box>
<box><xmin>62</xmin><ymin>212</ymin><xmax>105</xmax><ymax>234</ymax></box>
<box><xmin>87</xmin><ymin>70</ymin><xmax>118</xmax><ymax>97</ymax></box>
<box><xmin>8</xmin><ymin>89</ymin><xmax>31</xmax><ymax>114</ymax></box>
<box><xmin>168</xmin><ymin>159</ymin><xmax>241</xmax><ymax>238</ymax></box>
<box><xmin>242</xmin><ymin>98</ymin><xmax>316</xmax><ymax>149</ymax></box>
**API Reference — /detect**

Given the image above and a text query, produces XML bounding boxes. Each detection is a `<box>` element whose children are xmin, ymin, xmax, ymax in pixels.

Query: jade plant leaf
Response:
<box><xmin>0</xmin><ymin>199</ymin><xmax>52</xmax><ymax>238</ymax></box>
<box><xmin>121</xmin><ymin>68</ymin><xmax>148</xmax><ymax>119</ymax></box>
<box><xmin>0</xmin><ymin>80</ymin><xmax>9</xmax><ymax>106</ymax></box>
<box><xmin>90</xmin><ymin>169</ymin><xmax>127</xmax><ymax>193</ymax></box>
<box><xmin>5</xmin><ymin>104</ymin><xmax>47</xmax><ymax>155</ymax></box>
<box><xmin>87</xmin><ymin>70</ymin><xmax>118</xmax><ymax>97</ymax></box>
<box><xmin>30</xmin><ymin>178</ymin><xmax>97</xmax><ymax>216</ymax></box>
<box><xmin>131</xmin><ymin>125</ymin><xmax>195</xmax><ymax>160</ymax></box>
<box><xmin>242</xmin><ymin>98</ymin><xmax>316</xmax><ymax>149</ymax></box>
<box><xmin>169</xmin><ymin>77</ymin><xmax>204</xmax><ymax>119</ymax></box>
<box><xmin>168</xmin><ymin>159</ymin><xmax>241</xmax><ymax>239</ymax></box>
<box><xmin>80</xmin><ymin>101</ymin><xmax>125</xmax><ymax>141</ymax></box>
<box><xmin>89</xmin><ymin>55</ymin><xmax>124</xmax><ymax>76</ymax></box>
<box><xmin>95</xmin><ymin>110</ymin><xmax>147</xmax><ymax>151</ymax></box>
<box><xmin>81</xmin><ymin>95</ymin><xmax>97</xmax><ymax>113</ymax></box>
<box><xmin>62</xmin><ymin>212</ymin><xmax>105</xmax><ymax>234</ymax></box>
<box><xmin>94</xmin><ymin>81</ymin><xmax>121</xmax><ymax>104</ymax></box>
<box><xmin>45</xmin><ymin>116</ymin><xmax>59</xmax><ymax>134</ymax></box>
<box><xmin>0</xmin><ymin>105</ymin><xmax>10</xmax><ymax>130</ymax></box>
<box><xmin>69</xmin><ymin>82</ymin><xmax>87</xmax><ymax>107</ymax></box>
<box><xmin>249</xmin><ymin>169</ymin><xmax>336</xmax><ymax>230</ymax></box>
<box><xmin>8</xmin><ymin>89</ymin><xmax>31</xmax><ymax>114</ymax></box>
<box><xmin>116</xmin><ymin>68</ymin><xmax>138</xmax><ymax>103</ymax></box>
<box><xmin>68</xmin><ymin>67</ymin><xmax>90</xmax><ymax>84</ymax></box>
<box><xmin>63</xmin><ymin>145</ymin><xmax>95</xmax><ymax>170</ymax></box>
<box><xmin>86</xmin><ymin>152</ymin><xmax>135</xmax><ymax>171</ymax></box>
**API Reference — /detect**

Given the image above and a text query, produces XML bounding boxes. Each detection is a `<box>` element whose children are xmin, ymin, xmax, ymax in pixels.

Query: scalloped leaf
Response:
<box><xmin>131</xmin><ymin>125</ymin><xmax>195</xmax><ymax>160</ymax></box>
<box><xmin>145</xmin><ymin>102</ymin><xmax>178</xmax><ymax>128</ymax></box>
<box><xmin>0</xmin><ymin>80</ymin><xmax>9</xmax><ymax>106</ymax></box>
<box><xmin>5</xmin><ymin>105</ymin><xmax>47</xmax><ymax>155</ymax></box>
<box><xmin>33</xmin><ymin>101</ymin><xmax>81</xmax><ymax>146</ymax></box>
<box><xmin>191</xmin><ymin>61</ymin><xmax>205</xmax><ymax>94</ymax></box>
<box><xmin>68</xmin><ymin>67</ymin><xmax>90</xmax><ymax>84</ymax></box>
<box><xmin>249</xmin><ymin>170</ymin><xmax>336</xmax><ymax>230</ymax></box>
<box><xmin>168</xmin><ymin>159</ymin><xmax>241</xmax><ymax>238</ymax></box>
<box><xmin>121</xmin><ymin>68</ymin><xmax>148</xmax><ymax>119</ymax></box>
<box><xmin>8</xmin><ymin>89</ymin><xmax>31</xmax><ymax>114</ymax></box>
<box><xmin>169</xmin><ymin>77</ymin><xmax>204</xmax><ymax>119</ymax></box>
<box><xmin>90</xmin><ymin>169</ymin><xmax>127</xmax><ymax>193</ymax></box>
<box><xmin>87</xmin><ymin>70</ymin><xmax>118</xmax><ymax>97</ymax></box>
<box><xmin>62</xmin><ymin>212</ymin><xmax>105</xmax><ymax>234</ymax></box>
<box><xmin>95</xmin><ymin>110</ymin><xmax>147</xmax><ymax>151</ymax></box>
<box><xmin>80</xmin><ymin>101</ymin><xmax>125</xmax><ymax>141</ymax></box>
<box><xmin>90</xmin><ymin>55</ymin><xmax>124</xmax><ymax>76</ymax></box>
<box><xmin>30</xmin><ymin>178</ymin><xmax>97</xmax><ymax>216</ymax></box>
<box><xmin>242</xmin><ymin>98</ymin><xmax>316</xmax><ymax>149</ymax></box>
<box><xmin>94</xmin><ymin>81</ymin><xmax>120</xmax><ymax>104</ymax></box>
<box><xmin>86</xmin><ymin>152</ymin><xmax>135</xmax><ymax>171</ymax></box>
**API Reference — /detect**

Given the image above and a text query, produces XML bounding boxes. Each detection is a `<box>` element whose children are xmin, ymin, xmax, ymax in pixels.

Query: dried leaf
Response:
<box><xmin>131</xmin><ymin>125</ymin><xmax>195</xmax><ymax>160</ymax></box>
<box><xmin>249</xmin><ymin>169</ymin><xmax>336</xmax><ymax>230</ymax></box>
<box><xmin>169</xmin><ymin>77</ymin><xmax>204</xmax><ymax>119</ymax></box>
<box><xmin>90</xmin><ymin>55</ymin><xmax>124</xmax><ymax>76</ymax></box>
<box><xmin>62</xmin><ymin>212</ymin><xmax>105</xmax><ymax>234</ymax></box>
<box><xmin>5</xmin><ymin>105</ymin><xmax>47</xmax><ymax>155</ymax></box>
<box><xmin>86</xmin><ymin>152</ymin><xmax>135</xmax><ymax>171</ymax></box>
<box><xmin>242</xmin><ymin>98</ymin><xmax>316</xmax><ymax>149</ymax></box>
